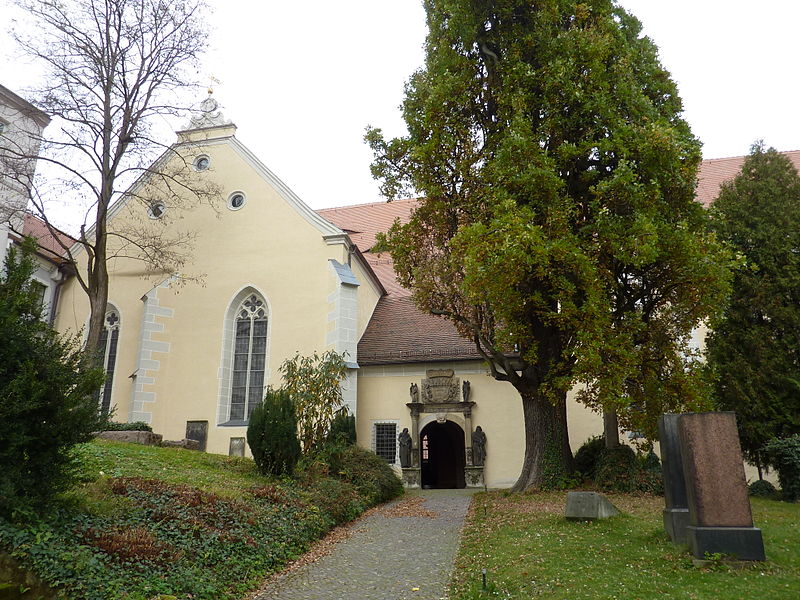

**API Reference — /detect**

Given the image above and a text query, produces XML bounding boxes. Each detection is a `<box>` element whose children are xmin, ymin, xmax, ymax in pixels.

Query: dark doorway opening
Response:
<box><xmin>420</xmin><ymin>420</ymin><xmax>465</xmax><ymax>489</ymax></box>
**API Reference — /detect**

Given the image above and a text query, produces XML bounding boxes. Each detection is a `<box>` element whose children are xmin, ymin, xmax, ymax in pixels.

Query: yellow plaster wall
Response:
<box><xmin>55</xmin><ymin>133</ymin><xmax>358</xmax><ymax>455</ymax></box>
<box><xmin>357</xmin><ymin>361</ymin><xmax>605</xmax><ymax>489</ymax></box>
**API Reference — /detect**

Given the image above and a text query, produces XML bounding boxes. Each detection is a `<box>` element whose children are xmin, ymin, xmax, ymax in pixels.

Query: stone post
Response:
<box><xmin>464</xmin><ymin>407</ymin><xmax>473</xmax><ymax>466</ymax></box>
<box><xmin>678</xmin><ymin>412</ymin><xmax>765</xmax><ymax>561</ymax></box>
<box><xmin>410</xmin><ymin>405</ymin><xmax>420</xmax><ymax>468</ymax></box>
<box><xmin>658</xmin><ymin>414</ymin><xmax>690</xmax><ymax>544</ymax></box>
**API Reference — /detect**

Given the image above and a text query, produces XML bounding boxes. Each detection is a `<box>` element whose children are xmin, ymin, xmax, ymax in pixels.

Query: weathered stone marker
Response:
<box><xmin>659</xmin><ymin>414</ymin><xmax>690</xmax><ymax>544</ymax></box>
<box><xmin>678</xmin><ymin>412</ymin><xmax>765</xmax><ymax>561</ymax></box>
<box><xmin>565</xmin><ymin>491</ymin><xmax>620</xmax><ymax>521</ymax></box>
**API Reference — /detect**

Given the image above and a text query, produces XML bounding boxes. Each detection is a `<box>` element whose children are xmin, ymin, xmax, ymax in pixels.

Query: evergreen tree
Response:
<box><xmin>0</xmin><ymin>239</ymin><xmax>104</xmax><ymax>516</ymax></box>
<box><xmin>707</xmin><ymin>143</ymin><xmax>800</xmax><ymax>476</ymax></box>
<box><xmin>367</xmin><ymin>0</ymin><xmax>730</xmax><ymax>490</ymax></box>
<box><xmin>246</xmin><ymin>388</ymin><xmax>301</xmax><ymax>477</ymax></box>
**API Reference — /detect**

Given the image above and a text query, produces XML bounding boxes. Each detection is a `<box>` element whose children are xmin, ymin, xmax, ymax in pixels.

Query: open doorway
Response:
<box><xmin>420</xmin><ymin>420</ymin><xmax>466</xmax><ymax>489</ymax></box>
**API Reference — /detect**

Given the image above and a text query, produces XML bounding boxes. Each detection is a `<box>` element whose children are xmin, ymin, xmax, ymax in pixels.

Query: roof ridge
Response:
<box><xmin>702</xmin><ymin>149</ymin><xmax>800</xmax><ymax>163</ymax></box>
<box><xmin>316</xmin><ymin>197</ymin><xmax>419</xmax><ymax>213</ymax></box>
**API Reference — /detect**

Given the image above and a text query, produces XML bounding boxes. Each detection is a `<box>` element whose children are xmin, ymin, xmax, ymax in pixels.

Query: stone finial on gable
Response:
<box><xmin>177</xmin><ymin>90</ymin><xmax>236</xmax><ymax>142</ymax></box>
<box><xmin>188</xmin><ymin>90</ymin><xmax>231</xmax><ymax>129</ymax></box>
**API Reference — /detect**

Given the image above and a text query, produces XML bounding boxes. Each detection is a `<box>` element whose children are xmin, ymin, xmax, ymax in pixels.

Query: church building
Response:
<box><xmin>18</xmin><ymin>94</ymin><xmax>784</xmax><ymax>489</ymax></box>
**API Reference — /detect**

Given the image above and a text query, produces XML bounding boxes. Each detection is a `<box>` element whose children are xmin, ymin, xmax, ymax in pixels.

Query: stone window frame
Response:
<box><xmin>227</xmin><ymin>190</ymin><xmax>247</xmax><ymax>211</ymax></box>
<box><xmin>30</xmin><ymin>279</ymin><xmax>47</xmax><ymax>311</ymax></box>
<box><xmin>147</xmin><ymin>201</ymin><xmax>167</xmax><ymax>219</ymax></box>
<box><xmin>97</xmin><ymin>304</ymin><xmax>121</xmax><ymax>415</ymax></box>
<box><xmin>217</xmin><ymin>287</ymin><xmax>271</xmax><ymax>427</ymax></box>
<box><xmin>372</xmin><ymin>420</ymin><xmax>399</xmax><ymax>465</ymax></box>
<box><xmin>193</xmin><ymin>154</ymin><xmax>211</xmax><ymax>171</ymax></box>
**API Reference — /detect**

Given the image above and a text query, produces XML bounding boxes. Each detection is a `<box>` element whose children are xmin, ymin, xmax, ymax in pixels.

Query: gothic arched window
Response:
<box><xmin>97</xmin><ymin>308</ymin><xmax>120</xmax><ymax>415</ymax></box>
<box><xmin>230</xmin><ymin>294</ymin><xmax>267</xmax><ymax>420</ymax></box>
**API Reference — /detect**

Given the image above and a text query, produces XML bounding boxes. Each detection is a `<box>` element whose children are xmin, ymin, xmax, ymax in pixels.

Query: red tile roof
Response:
<box><xmin>317</xmin><ymin>199</ymin><xmax>481</xmax><ymax>365</ymax></box>
<box><xmin>357</xmin><ymin>295</ymin><xmax>481</xmax><ymax>365</ymax></box>
<box><xmin>317</xmin><ymin>197</ymin><xmax>418</xmax><ymax>253</ymax></box>
<box><xmin>11</xmin><ymin>213</ymin><xmax>76</xmax><ymax>264</ymax></box>
<box><xmin>696</xmin><ymin>150</ymin><xmax>800</xmax><ymax>207</ymax></box>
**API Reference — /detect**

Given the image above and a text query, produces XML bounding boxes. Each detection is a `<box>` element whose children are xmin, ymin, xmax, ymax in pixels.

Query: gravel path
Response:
<box><xmin>253</xmin><ymin>489</ymin><xmax>475</xmax><ymax>600</ymax></box>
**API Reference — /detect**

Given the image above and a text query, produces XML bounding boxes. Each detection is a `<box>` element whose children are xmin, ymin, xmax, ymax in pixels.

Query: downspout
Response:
<box><xmin>48</xmin><ymin>262</ymin><xmax>74</xmax><ymax>327</ymax></box>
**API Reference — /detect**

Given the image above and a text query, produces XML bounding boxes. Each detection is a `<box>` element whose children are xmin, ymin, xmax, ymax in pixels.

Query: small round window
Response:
<box><xmin>148</xmin><ymin>202</ymin><xmax>166</xmax><ymax>219</ymax></box>
<box><xmin>194</xmin><ymin>155</ymin><xmax>210</xmax><ymax>171</ymax></box>
<box><xmin>228</xmin><ymin>192</ymin><xmax>246</xmax><ymax>211</ymax></box>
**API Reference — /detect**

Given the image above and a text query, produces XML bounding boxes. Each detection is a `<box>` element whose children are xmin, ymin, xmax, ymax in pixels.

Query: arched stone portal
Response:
<box><xmin>402</xmin><ymin>369</ymin><xmax>484</xmax><ymax>489</ymax></box>
<box><xmin>420</xmin><ymin>420</ymin><xmax>466</xmax><ymax>489</ymax></box>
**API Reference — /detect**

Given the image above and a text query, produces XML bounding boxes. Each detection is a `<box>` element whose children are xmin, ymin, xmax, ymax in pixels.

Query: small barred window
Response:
<box><xmin>375</xmin><ymin>423</ymin><xmax>397</xmax><ymax>463</ymax></box>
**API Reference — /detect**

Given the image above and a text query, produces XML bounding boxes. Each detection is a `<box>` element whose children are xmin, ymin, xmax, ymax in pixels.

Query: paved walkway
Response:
<box><xmin>254</xmin><ymin>489</ymin><xmax>475</xmax><ymax>600</ymax></box>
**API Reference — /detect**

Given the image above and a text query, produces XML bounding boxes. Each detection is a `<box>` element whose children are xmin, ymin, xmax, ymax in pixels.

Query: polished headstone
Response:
<box><xmin>678</xmin><ymin>412</ymin><xmax>765</xmax><ymax>560</ymax></box>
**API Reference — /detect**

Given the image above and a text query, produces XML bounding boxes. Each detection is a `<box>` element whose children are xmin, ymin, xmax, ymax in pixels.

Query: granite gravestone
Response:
<box><xmin>678</xmin><ymin>412</ymin><xmax>765</xmax><ymax>561</ymax></box>
<box><xmin>659</xmin><ymin>414</ymin><xmax>690</xmax><ymax>544</ymax></box>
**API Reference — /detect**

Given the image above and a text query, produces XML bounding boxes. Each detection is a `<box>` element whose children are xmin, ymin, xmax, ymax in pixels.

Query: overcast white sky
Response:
<box><xmin>3</xmin><ymin>1</ymin><xmax>800</xmax><ymax>233</ymax></box>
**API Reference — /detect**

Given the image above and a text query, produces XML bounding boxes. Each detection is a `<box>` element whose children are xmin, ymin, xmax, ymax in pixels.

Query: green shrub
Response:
<box><xmin>592</xmin><ymin>444</ymin><xmax>663</xmax><ymax>495</ymax></box>
<box><xmin>246</xmin><ymin>388</ymin><xmax>301</xmax><ymax>477</ymax></box>
<box><xmin>0</xmin><ymin>239</ymin><xmax>105</xmax><ymax>517</ymax></box>
<box><xmin>640</xmin><ymin>449</ymin><xmax>661</xmax><ymax>472</ymax></box>
<box><xmin>595</xmin><ymin>445</ymin><xmax>638</xmax><ymax>493</ymax></box>
<box><xmin>101</xmin><ymin>421</ymin><xmax>153</xmax><ymax>432</ymax></box>
<box><xmin>327</xmin><ymin>411</ymin><xmax>356</xmax><ymax>446</ymax></box>
<box><xmin>306</xmin><ymin>477</ymin><xmax>365</xmax><ymax>525</ymax></box>
<box><xmin>763</xmin><ymin>435</ymin><xmax>800</xmax><ymax>502</ymax></box>
<box><xmin>749</xmin><ymin>479</ymin><xmax>779</xmax><ymax>499</ymax></box>
<box><xmin>280</xmin><ymin>350</ymin><xmax>348</xmax><ymax>453</ymax></box>
<box><xmin>573</xmin><ymin>435</ymin><xmax>605</xmax><ymax>478</ymax></box>
<box><xmin>323</xmin><ymin>445</ymin><xmax>403</xmax><ymax>505</ymax></box>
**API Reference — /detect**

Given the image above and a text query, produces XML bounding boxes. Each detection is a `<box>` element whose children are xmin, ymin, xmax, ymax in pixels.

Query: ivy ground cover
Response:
<box><xmin>0</xmin><ymin>439</ymin><xmax>399</xmax><ymax>599</ymax></box>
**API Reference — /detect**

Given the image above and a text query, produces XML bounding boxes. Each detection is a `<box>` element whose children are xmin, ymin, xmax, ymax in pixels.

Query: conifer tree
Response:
<box><xmin>247</xmin><ymin>388</ymin><xmax>301</xmax><ymax>477</ymax></box>
<box><xmin>0</xmin><ymin>238</ymin><xmax>104</xmax><ymax>515</ymax></box>
<box><xmin>708</xmin><ymin>143</ymin><xmax>800</xmax><ymax>476</ymax></box>
<box><xmin>368</xmin><ymin>0</ymin><xmax>730</xmax><ymax>490</ymax></box>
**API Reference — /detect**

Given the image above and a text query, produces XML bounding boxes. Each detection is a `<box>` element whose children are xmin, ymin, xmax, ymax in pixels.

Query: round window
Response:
<box><xmin>148</xmin><ymin>202</ymin><xmax>166</xmax><ymax>219</ymax></box>
<box><xmin>228</xmin><ymin>192</ymin><xmax>246</xmax><ymax>210</ymax></box>
<box><xmin>194</xmin><ymin>155</ymin><xmax>210</xmax><ymax>171</ymax></box>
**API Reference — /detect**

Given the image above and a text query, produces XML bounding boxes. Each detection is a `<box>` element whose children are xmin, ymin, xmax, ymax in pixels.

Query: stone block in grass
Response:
<box><xmin>565</xmin><ymin>491</ymin><xmax>620</xmax><ymax>521</ymax></box>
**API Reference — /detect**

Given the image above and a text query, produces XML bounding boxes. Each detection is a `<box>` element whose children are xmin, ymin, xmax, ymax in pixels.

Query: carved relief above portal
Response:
<box><xmin>421</xmin><ymin>369</ymin><xmax>461</xmax><ymax>403</ymax></box>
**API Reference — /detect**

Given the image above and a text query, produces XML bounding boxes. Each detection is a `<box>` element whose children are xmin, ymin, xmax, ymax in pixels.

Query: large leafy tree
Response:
<box><xmin>707</xmin><ymin>144</ymin><xmax>800</xmax><ymax>477</ymax></box>
<box><xmin>368</xmin><ymin>0</ymin><xmax>730</xmax><ymax>490</ymax></box>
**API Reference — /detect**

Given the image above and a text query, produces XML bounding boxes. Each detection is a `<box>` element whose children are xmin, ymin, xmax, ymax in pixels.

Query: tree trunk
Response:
<box><xmin>85</xmin><ymin>258</ymin><xmax>109</xmax><ymax>365</ymax></box>
<box><xmin>603</xmin><ymin>410</ymin><xmax>620</xmax><ymax>449</ymax></box>
<box><xmin>511</xmin><ymin>390</ymin><xmax>573</xmax><ymax>492</ymax></box>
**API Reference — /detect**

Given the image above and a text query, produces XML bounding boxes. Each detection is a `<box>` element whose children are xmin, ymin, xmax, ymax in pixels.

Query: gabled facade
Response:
<box><xmin>54</xmin><ymin>97</ymin><xmax>384</xmax><ymax>455</ymax></box>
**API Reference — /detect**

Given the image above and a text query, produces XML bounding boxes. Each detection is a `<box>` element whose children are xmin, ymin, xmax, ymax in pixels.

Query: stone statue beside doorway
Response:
<box><xmin>472</xmin><ymin>426</ymin><xmax>487</xmax><ymax>466</ymax></box>
<box><xmin>409</xmin><ymin>383</ymin><xmax>419</xmax><ymax>403</ymax></box>
<box><xmin>398</xmin><ymin>427</ymin><xmax>412</xmax><ymax>468</ymax></box>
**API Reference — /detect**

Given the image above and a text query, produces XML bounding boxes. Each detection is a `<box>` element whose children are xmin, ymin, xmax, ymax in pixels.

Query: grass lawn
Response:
<box><xmin>450</xmin><ymin>491</ymin><xmax>800</xmax><ymax>599</ymax></box>
<box><xmin>73</xmin><ymin>438</ymin><xmax>264</xmax><ymax>496</ymax></box>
